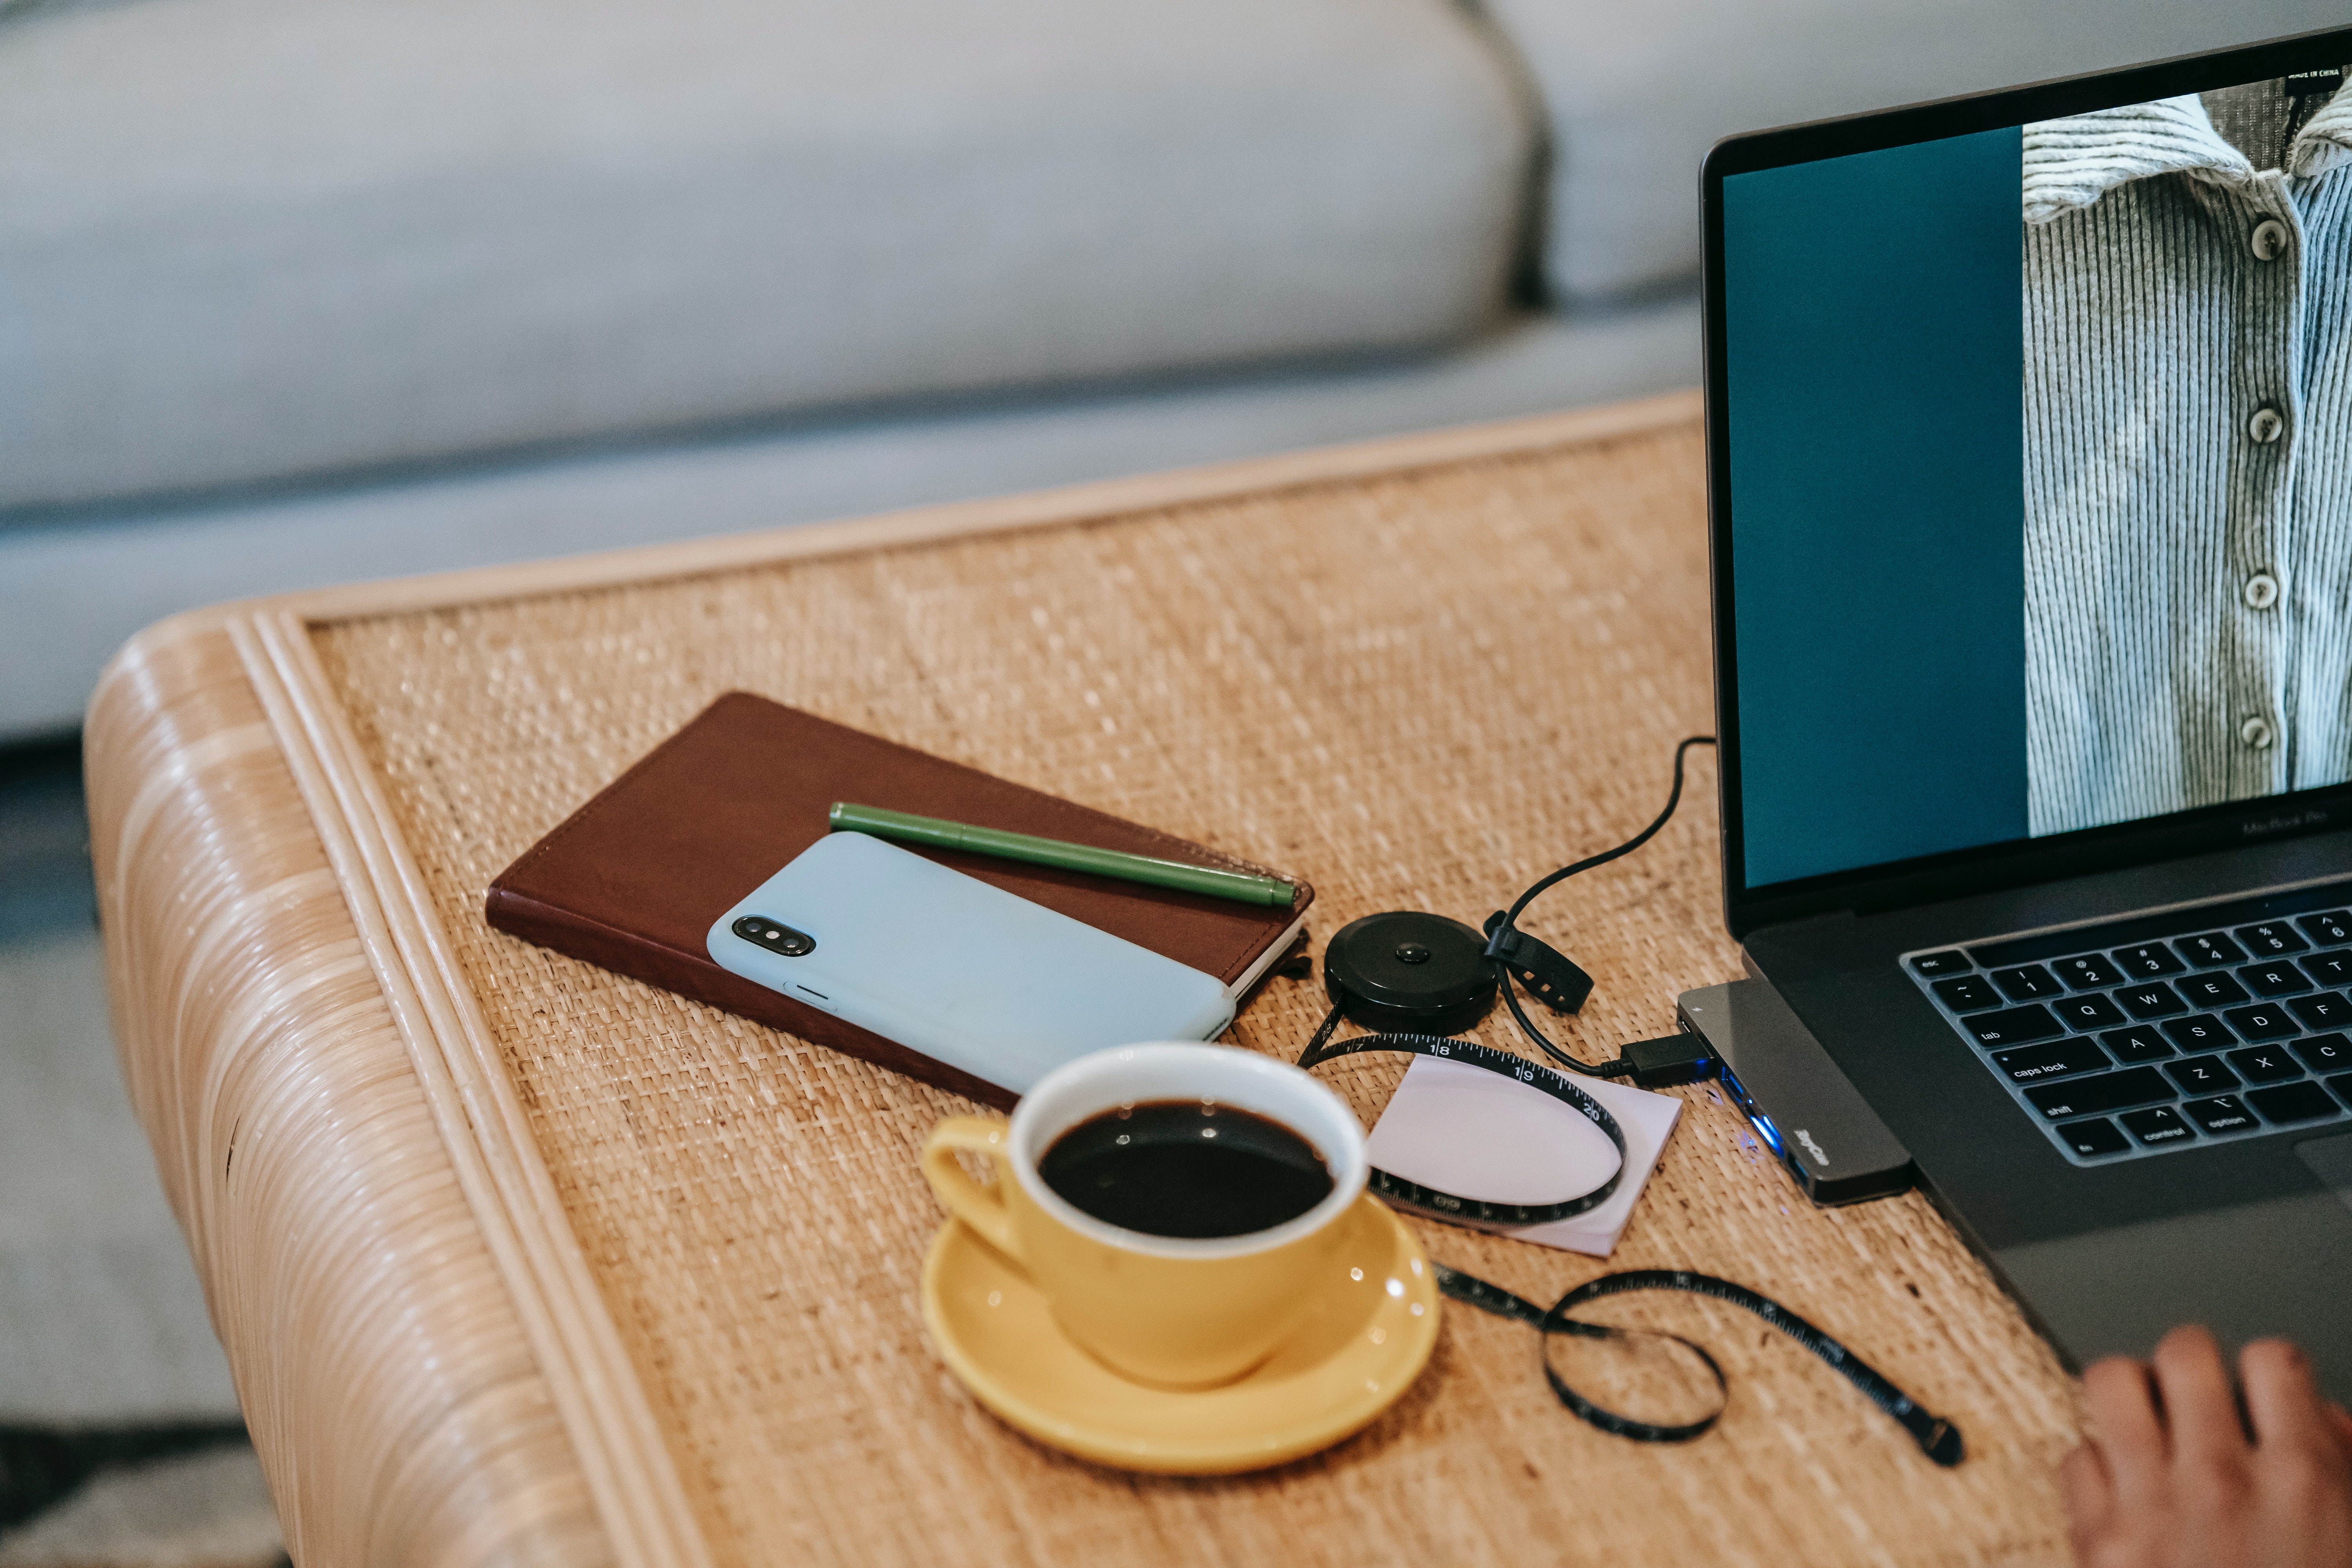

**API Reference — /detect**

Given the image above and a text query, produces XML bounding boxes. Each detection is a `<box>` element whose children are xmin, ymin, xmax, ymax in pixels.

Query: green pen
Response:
<box><xmin>827</xmin><ymin>802</ymin><xmax>1299</xmax><ymax>908</ymax></box>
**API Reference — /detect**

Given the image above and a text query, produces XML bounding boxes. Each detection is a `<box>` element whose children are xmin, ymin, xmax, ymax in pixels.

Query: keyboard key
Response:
<box><xmin>2237</xmin><ymin>960</ymin><xmax>2312</xmax><ymax>997</ymax></box>
<box><xmin>2100</xmin><ymin>1025</ymin><xmax>2176</xmax><ymax>1063</ymax></box>
<box><xmin>2181</xmin><ymin>1096</ymin><xmax>2260</xmax><ymax>1136</ymax></box>
<box><xmin>2167</xmin><ymin>1055</ymin><xmax>2241</xmax><ymax>1094</ymax></box>
<box><xmin>2236</xmin><ymin>922</ymin><xmax>2309</xmax><ymax>956</ymax></box>
<box><xmin>2223</xmin><ymin>1001</ymin><xmax>2301</xmax><ymax>1040</ymax></box>
<box><xmin>1931</xmin><ymin>975</ymin><xmax>2004</xmax><ymax>1013</ymax></box>
<box><xmin>2054</xmin><ymin>953</ymin><xmax>2126</xmax><ymax>989</ymax></box>
<box><xmin>1991</xmin><ymin>964</ymin><xmax>2063</xmax><ymax>1002</ymax></box>
<box><xmin>2024</xmin><ymin>1067</ymin><xmax>2172</xmax><ymax>1120</ymax></box>
<box><xmin>2294</xmin><ymin>1033</ymin><xmax>2352</xmax><ymax>1072</ymax></box>
<box><xmin>2177</xmin><ymin>971</ymin><xmax>2251</xmax><ymax>1008</ymax></box>
<box><xmin>2307</xmin><ymin>951</ymin><xmax>2352</xmax><ymax>986</ymax></box>
<box><xmin>2226</xmin><ymin>1045</ymin><xmax>2304</xmax><ymax>1084</ymax></box>
<box><xmin>2297</xmin><ymin>910</ymin><xmax>2352</xmax><ymax>947</ymax></box>
<box><xmin>2057</xmin><ymin>1117</ymin><xmax>2131</xmax><ymax>1157</ymax></box>
<box><xmin>1910</xmin><ymin>950</ymin><xmax>1971</xmax><ymax>977</ymax></box>
<box><xmin>1962</xmin><ymin>1004</ymin><xmax>2065</xmax><ymax>1048</ymax></box>
<box><xmin>2331</xmin><ymin>1073</ymin><xmax>2352</xmax><ymax>1110</ymax></box>
<box><xmin>2249</xmin><ymin>1082</ymin><xmax>2340</xmax><ymax>1124</ymax></box>
<box><xmin>1993</xmin><ymin>1038</ymin><xmax>2111</xmax><ymax>1084</ymax></box>
<box><xmin>2122</xmin><ymin>1105</ymin><xmax>2196</xmax><ymax>1145</ymax></box>
<box><xmin>2113</xmin><ymin>982</ymin><xmax>2189</xmax><ymax>1020</ymax></box>
<box><xmin>2289</xmin><ymin>991</ymin><xmax>2352</xmax><ymax>1031</ymax></box>
<box><xmin>2162</xmin><ymin>1014</ymin><xmax>2236</xmax><ymax>1052</ymax></box>
<box><xmin>2050</xmin><ymin>993</ymin><xmax>2127</xmax><ymax>1031</ymax></box>
<box><xmin>2175</xmin><ymin>932</ymin><xmax>2247</xmax><ymax>967</ymax></box>
<box><xmin>2112</xmin><ymin>943</ymin><xmax>2185</xmax><ymax>978</ymax></box>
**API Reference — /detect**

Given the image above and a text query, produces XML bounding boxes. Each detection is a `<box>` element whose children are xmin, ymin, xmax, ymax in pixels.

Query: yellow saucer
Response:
<box><xmin>920</xmin><ymin>1194</ymin><xmax>1441</xmax><ymax>1475</ymax></box>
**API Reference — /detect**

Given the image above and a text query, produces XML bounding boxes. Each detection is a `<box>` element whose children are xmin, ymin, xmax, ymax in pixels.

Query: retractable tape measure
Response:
<box><xmin>1310</xmin><ymin>909</ymin><xmax>1628</xmax><ymax>1227</ymax></box>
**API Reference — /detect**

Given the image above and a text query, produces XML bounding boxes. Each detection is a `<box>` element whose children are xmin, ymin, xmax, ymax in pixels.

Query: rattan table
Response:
<box><xmin>87</xmin><ymin>393</ymin><xmax>2082</xmax><ymax>1568</ymax></box>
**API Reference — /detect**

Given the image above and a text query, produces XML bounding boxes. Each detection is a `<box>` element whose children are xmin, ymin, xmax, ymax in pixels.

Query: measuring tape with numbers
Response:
<box><xmin>1296</xmin><ymin>1005</ymin><xmax>1629</xmax><ymax>1226</ymax></box>
<box><xmin>1295</xmin><ymin>1010</ymin><xmax>1964</xmax><ymax>1466</ymax></box>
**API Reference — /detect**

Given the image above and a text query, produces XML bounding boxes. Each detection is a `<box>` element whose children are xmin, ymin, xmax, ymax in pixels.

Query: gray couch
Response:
<box><xmin>2</xmin><ymin>0</ymin><xmax>2339</xmax><ymax>739</ymax></box>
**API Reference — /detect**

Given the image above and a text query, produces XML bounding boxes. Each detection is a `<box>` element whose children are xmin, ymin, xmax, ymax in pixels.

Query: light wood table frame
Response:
<box><xmin>85</xmin><ymin>393</ymin><xmax>2083</xmax><ymax>1568</ymax></box>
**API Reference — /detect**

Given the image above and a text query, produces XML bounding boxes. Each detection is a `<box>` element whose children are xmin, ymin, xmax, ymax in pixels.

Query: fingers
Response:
<box><xmin>2073</xmin><ymin>1336</ymin><xmax>2352</xmax><ymax>1568</ymax></box>
<box><xmin>2060</xmin><ymin>1439</ymin><xmax>2116</xmax><ymax>1552</ymax></box>
<box><xmin>2241</xmin><ymin>1339</ymin><xmax>2328</xmax><ymax>1454</ymax></box>
<box><xmin>2080</xmin><ymin>1353</ymin><xmax>2169</xmax><ymax>1510</ymax></box>
<box><xmin>2152</xmin><ymin>1325</ymin><xmax>2248</xmax><ymax>1474</ymax></box>
<box><xmin>2239</xmin><ymin>1343</ymin><xmax>2352</xmax><ymax>1568</ymax></box>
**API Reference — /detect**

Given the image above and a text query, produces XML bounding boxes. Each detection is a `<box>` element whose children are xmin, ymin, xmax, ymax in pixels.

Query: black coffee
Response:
<box><xmin>1039</xmin><ymin>1100</ymin><xmax>1334</xmax><ymax>1240</ymax></box>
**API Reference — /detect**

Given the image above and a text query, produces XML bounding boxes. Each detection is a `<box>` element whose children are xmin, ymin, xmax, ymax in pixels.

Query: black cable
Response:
<box><xmin>1485</xmin><ymin>735</ymin><xmax>1715</xmax><ymax>1078</ymax></box>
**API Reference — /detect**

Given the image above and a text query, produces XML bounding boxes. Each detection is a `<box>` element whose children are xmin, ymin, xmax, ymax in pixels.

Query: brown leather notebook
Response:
<box><xmin>486</xmin><ymin>692</ymin><xmax>1314</xmax><ymax>1108</ymax></box>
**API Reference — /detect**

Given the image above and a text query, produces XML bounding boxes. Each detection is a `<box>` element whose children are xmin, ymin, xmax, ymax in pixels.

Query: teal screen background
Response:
<box><xmin>1724</xmin><ymin>126</ymin><xmax>2027</xmax><ymax>889</ymax></box>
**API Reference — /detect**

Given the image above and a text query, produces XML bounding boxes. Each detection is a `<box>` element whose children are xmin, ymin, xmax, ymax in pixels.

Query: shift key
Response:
<box><xmin>1962</xmin><ymin>1004</ymin><xmax>2065</xmax><ymax>1048</ymax></box>
<box><xmin>2024</xmin><ymin>1066</ymin><xmax>2173</xmax><ymax>1120</ymax></box>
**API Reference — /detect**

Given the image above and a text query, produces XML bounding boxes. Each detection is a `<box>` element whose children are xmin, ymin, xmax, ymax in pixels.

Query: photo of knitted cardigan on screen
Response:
<box><xmin>2025</xmin><ymin>70</ymin><xmax>2352</xmax><ymax>838</ymax></box>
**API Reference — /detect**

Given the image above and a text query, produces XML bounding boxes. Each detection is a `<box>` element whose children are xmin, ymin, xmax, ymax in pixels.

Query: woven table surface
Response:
<box><xmin>302</xmin><ymin>414</ymin><xmax>2078</xmax><ymax>1566</ymax></box>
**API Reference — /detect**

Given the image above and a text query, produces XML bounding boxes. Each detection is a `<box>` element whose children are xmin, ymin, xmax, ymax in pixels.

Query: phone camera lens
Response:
<box><xmin>734</xmin><ymin>916</ymin><xmax>814</xmax><ymax>956</ymax></box>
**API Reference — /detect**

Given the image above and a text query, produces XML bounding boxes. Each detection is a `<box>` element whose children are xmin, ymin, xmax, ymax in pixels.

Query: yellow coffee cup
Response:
<box><xmin>921</xmin><ymin>1042</ymin><xmax>1369</xmax><ymax>1389</ymax></box>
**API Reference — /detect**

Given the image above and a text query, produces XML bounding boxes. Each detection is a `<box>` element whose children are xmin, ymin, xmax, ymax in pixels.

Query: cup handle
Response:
<box><xmin>921</xmin><ymin>1117</ymin><xmax>1023</xmax><ymax>1263</ymax></box>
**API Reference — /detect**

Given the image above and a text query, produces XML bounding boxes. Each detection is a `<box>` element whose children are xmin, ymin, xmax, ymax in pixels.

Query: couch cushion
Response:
<box><xmin>0</xmin><ymin>0</ymin><xmax>1532</xmax><ymax>510</ymax></box>
<box><xmin>1481</xmin><ymin>0</ymin><xmax>2352</xmax><ymax>303</ymax></box>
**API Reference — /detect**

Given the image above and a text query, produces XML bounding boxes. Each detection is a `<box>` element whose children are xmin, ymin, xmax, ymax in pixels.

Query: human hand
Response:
<box><xmin>2063</xmin><ymin>1326</ymin><xmax>2352</xmax><ymax>1568</ymax></box>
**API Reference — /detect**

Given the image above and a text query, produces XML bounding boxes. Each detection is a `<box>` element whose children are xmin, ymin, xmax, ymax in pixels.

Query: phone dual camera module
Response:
<box><xmin>732</xmin><ymin>915</ymin><xmax>815</xmax><ymax>956</ymax></box>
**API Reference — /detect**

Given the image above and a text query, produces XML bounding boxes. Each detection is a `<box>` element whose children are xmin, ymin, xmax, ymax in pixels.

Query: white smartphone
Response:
<box><xmin>706</xmin><ymin>831</ymin><xmax>1237</xmax><ymax>1093</ymax></box>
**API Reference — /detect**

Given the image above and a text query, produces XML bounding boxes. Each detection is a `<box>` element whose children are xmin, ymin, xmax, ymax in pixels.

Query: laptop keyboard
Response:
<box><xmin>1905</xmin><ymin>898</ymin><xmax>2352</xmax><ymax>1166</ymax></box>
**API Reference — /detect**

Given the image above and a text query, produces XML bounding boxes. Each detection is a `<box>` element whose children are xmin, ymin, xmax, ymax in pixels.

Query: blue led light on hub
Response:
<box><xmin>1713</xmin><ymin>1060</ymin><xmax>1787</xmax><ymax>1158</ymax></box>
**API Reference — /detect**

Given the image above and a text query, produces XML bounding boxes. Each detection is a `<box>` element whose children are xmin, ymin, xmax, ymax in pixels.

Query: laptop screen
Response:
<box><xmin>1716</xmin><ymin>43</ymin><xmax>2352</xmax><ymax>898</ymax></box>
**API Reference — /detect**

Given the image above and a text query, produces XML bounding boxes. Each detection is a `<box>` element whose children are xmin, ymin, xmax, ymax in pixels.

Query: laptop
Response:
<box><xmin>1699</xmin><ymin>24</ymin><xmax>2352</xmax><ymax>1398</ymax></box>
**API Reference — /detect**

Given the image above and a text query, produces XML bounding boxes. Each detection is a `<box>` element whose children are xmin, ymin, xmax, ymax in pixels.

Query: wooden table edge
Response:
<box><xmin>235</xmin><ymin>610</ymin><xmax>714</xmax><ymax>1568</ymax></box>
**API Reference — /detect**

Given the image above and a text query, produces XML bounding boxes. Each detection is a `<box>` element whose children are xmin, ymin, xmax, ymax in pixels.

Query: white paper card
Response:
<box><xmin>1363</xmin><ymin>1055</ymin><xmax>1682</xmax><ymax>1258</ymax></box>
